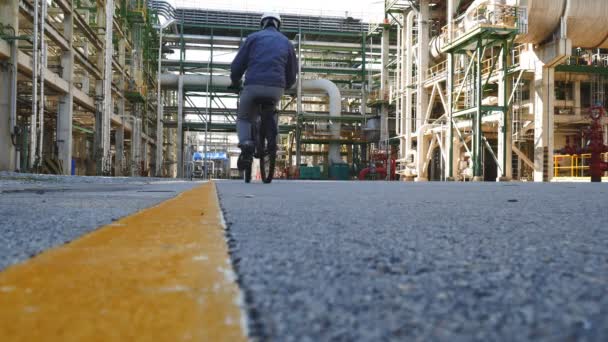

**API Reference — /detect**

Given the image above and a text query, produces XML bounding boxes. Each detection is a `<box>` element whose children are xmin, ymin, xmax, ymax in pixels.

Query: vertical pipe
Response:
<box><xmin>399</xmin><ymin>16</ymin><xmax>407</xmax><ymax>167</ymax></box>
<box><xmin>405</xmin><ymin>11</ymin><xmax>413</xmax><ymax>166</ymax></box>
<box><xmin>296</xmin><ymin>30</ymin><xmax>302</xmax><ymax>169</ymax></box>
<box><xmin>447</xmin><ymin>0</ymin><xmax>455</xmax><ymax>180</ymax></box>
<box><xmin>9</xmin><ymin>31</ymin><xmax>18</xmax><ymax>142</ymax></box>
<box><xmin>474</xmin><ymin>40</ymin><xmax>483</xmax><ymax>179</ymax></box>
<box><xmin>205</xmin><ymin>29</ymin><xmax>214</xmax><ymax>179</ymax></box>
<box><xmin>415</xmin><ymin>0</ymin><xmax>430</xmax><ymax>181</ymax></box>
<box><xmin>38</xmin><ymin>0</ymin><xmax>47</xmax><ymax>162</ymax></box>
<box><xmin>156</xmin><ymin>24</ymin><xmax>164</xmax><ymax>176</ymax></box>
<box><xmin>30</xmin><ymin>0</ymin><xmax>39</xmax><ymax>169</ymax></box>
<box><xmin>448</xmin><ymin>52</ymin><xmax>454</xmax><ymax>179</ymax></box>
<box><xmin>380</xmin><ymin>27</ymin><xmax>390</xmax><ymax>144</ymax></box>
<box><xmin>361</xmin><ymin>32</ymin><xmax>367</xmax><ymax>116</ymax></box>
<box><xmin>177</xmin><ymin>75</ymin><xmax>184</xmax><ymax>178</ymax></box>
<box><xmin>502</xmin><ymin>40</ymin><xmax>508</xmax><ymax>178</ymax></box>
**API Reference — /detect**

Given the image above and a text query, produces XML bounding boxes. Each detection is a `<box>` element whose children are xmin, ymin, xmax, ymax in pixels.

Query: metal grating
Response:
<box><xmin>148</xmin><ymin>0</ymin><xmax>368</xmax><ymax>33</ymax></box>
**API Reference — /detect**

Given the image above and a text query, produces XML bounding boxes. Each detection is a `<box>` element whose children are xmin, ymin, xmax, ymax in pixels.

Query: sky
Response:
<box><xmin>167</xmin><ymin>0</ymin><xmax>384</xmax><ymax>22</ymax></box>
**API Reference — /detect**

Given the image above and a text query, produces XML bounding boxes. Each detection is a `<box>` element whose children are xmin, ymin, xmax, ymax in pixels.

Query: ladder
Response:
<box><xmin>512</xmin><ymin>77</ymin><xmax>525</xmax><ymax>143</ymax></box>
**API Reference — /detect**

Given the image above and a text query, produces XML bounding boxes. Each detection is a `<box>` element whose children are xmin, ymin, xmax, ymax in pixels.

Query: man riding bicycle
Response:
<box><xmin>230</xmin><ymin>12</ymin><xmax>298</xmax><ymax>172</ymax></box>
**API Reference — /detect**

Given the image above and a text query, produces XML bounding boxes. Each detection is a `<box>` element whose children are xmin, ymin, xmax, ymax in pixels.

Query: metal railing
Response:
<box><xmin>426</xmin><ymin>60</ymin><xmax>447</xmax><ymax>82</ymax></box>
<box><xmin>440</xmin><ymin>3</ymin><xmax>519</xmax><ymax>47</ymax></box>
<box><xmin>554</xmin><ymin>153</ymin><xmax>608</xmax><ymax>178</ymax></box>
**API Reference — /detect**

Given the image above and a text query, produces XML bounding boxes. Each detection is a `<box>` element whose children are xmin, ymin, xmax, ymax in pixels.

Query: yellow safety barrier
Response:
<box><xmin>554</xmin><ymin>153</ymin><xmax>608</xmax><ymax>178</ymax></box>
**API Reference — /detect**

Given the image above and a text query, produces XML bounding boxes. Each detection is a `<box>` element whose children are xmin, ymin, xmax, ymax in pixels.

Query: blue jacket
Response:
<box><xmin>231</xmin><ymin>27</ymin><xmax>297</xmax><ymax>89</ymax></box>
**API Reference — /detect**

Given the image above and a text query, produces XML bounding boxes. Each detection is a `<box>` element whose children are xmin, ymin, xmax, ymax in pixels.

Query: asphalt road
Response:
<box><xmin>217</xmin><ymin>180</ymin><xmax>608</xmax><ymax>342</ymax></box>
<box><xmin>0</xmin><ymin>173</ymin><xmax>200</xmax><ymax>270</ymax></box>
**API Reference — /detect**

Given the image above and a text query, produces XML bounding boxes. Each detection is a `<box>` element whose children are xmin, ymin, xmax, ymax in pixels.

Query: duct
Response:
<box><xmin>564</xmin><ymin>0</ymin><xmax>608</xmax><ymax>48</ymax></box>
<box><xmin>513</xmin><ymin>0</ymin><xmax>565</xmax><ymax>44</ymax></box>
<box><xmin>160</xmin><ymin>74</ymin><xmax>343</xmax><ymax>164</ymax></box>
<box><xmin>429</xmin><ymin>36</ymin><xmax>444</xmax><ymax>61</ymax></box>
<box><xmin>514</xmin><ymin>0</ymin><xmax>608</xmax><ymax>48</ymax></box>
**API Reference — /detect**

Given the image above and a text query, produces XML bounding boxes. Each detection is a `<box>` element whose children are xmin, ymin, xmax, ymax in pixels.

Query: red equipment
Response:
<box><xmin>358</xmin><ymin>151</ymin><xmax>397</xmax><ymax>181</ymax></box>
<box><xmin>560</xmin><ymin>107</ymin><xmax>608</xmax><ymax>182</ymax></box>
<box><xmin>586</xmin><ymin>106</ymin><xmax>608</xmax><ymax>182</ymax></box>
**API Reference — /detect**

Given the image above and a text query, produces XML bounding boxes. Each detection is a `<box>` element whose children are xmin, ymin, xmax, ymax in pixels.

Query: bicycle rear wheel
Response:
<box><xmin>259</xmin><ymin>152</ymin><xmax>276</xmax><ymax>184</ymax></box>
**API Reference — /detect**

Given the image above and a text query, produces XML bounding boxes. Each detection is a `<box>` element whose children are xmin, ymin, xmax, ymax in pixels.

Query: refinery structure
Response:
<box><xmin>1</xmin><ymin>0</ymin><xmax>607</xmax><ymax>182</ymax></box>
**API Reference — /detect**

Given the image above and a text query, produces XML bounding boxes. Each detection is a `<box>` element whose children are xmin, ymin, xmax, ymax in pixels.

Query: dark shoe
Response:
<box><xmin>237</xmin><ymin>153</ymin><xmax>253</xmax><ymax>171</ymax></box>
<box><xmin>237</xmin><ymin>143</ymin><xmax>254</xmax><ymax>171</ymax></box>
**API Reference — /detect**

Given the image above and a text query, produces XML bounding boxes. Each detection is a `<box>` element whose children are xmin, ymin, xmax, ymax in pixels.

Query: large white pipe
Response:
<box><xmin>513</xmin><ymin>0</ymin><xmax>608</xmax><ymax>48</ymax></box>
<box><xmin>160</xmin><ymin>74</ymin><xmax>344</xmax><ymax>164</ymax></box>
<box><xmin>160</xmin><ymin>74</ymin><xmax>232</xmax><ymax>88</ymax></box>
<box><xmin>300</xmin><ymin>79</ymin><xmax>343</xmax><ymax>164</ymax></box>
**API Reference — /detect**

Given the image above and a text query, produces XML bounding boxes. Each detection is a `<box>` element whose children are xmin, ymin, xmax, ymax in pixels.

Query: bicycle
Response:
<box><xmin>230</xmin><ymin>83</ymin><xmax>278</xmax><ymax>184</ymax></box>
<box><xmin>242</xmin><ymin>98</ymin><xmax>278</xmax><ymax>184</ymax></box>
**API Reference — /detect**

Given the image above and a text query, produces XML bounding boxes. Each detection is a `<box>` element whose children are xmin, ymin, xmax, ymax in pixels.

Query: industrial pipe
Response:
<box><xmin>30</xmin><ymin>0</ymin><xmax>38</xmax><ymax>169</ymax></box>
<box><xmin>300</xmin><ymin>79</ymin><xmax>343</xmax><ymax>164</ymax></box>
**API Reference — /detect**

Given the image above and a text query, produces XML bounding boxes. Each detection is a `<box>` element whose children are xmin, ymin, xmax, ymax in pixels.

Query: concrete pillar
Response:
<box><xmin>534</xmin><ymin>65</ymin><xmax>555</xmax><ymax>182</ymax></box>
<box><xmin>0</xmin><ymin>0</ymin><xmax>19</xmax><ymax>171</ymax></box>
<box><xmin>415</xmin><ymin>0</ymin><xmax>430</xmax><ymax>181</ymax></box>
<box><xmin>57</xmin><ymin>5</ymin><xmax>74</xmax><ymax>175</ymax></box>
<box><xmin>177</xmin><ymin>76</ymin><xmax>184</xmax><ymax>178</ymax></box>
<box><xmin>102</xmin><ymin>0</ymin><xmax>114</xmax><ymax>171</ymax></box>
<box><xmin>416</xmin><ymin>130</ymin><xmax>430</xmax><ymax>181</ymax></box>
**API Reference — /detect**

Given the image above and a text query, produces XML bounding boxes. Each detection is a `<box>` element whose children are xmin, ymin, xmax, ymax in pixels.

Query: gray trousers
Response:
<box><xmin>237</xmin><ymin>85</ymin><xmax>284</xmax><ymax>146</ymax></box>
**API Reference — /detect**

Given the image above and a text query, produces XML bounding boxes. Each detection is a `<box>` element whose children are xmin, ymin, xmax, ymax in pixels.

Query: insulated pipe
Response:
<box><xmin>160</xmin><ymin>74</ymin><xmax>343</xmax><ymax>164</ymax></box>
<box><xmin>301</xmin><ymin>79</ymin><xmax>343</xmax><ymax>164</ymax></box>
<box><xmin>404</xmin><ymin>11</ymin><xmax>415</xmax><ymax>163</ymax></box>
<box><xmin>160</xmin><ymin>74</ymin><xmax>232</xmax><ymax>88</ymax></box>
<box><xmin>30</xmin><ymin>0</ymin><xmax>38</xmax><ymax>169</ymax></box>
<box><xmin>564</xmin><ymin>0</ymin><xmax>608</xmax><ymax>48</ymax></box>
<box><xmin>38</xmin><ymin>0</ymin><xmax>47</xmax><ymax>163</ymax></box>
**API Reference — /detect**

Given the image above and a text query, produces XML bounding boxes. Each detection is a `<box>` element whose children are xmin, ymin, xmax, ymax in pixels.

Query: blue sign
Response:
<box><xmin>204</xmin><ymin>152</ymin><xmax>228</xmax><ymax>160</ymax></box>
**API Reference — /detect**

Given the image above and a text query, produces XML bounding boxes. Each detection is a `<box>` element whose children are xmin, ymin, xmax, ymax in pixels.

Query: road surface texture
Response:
<box><xmin>0</xmin><ymin>172</ymin><xmax>200</xmax><ymax>270</ymax></box>
<box><xmin>217</xmin><ymin>180</ymin><xmax>608</xmax><ymax>342</ymax></box>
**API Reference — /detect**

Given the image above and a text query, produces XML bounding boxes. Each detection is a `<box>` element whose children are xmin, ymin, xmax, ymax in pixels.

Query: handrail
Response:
<box><xmin>440</xmin><ymin>3</ymin><xmax>519</xmax><ymax>47</ymax></box>
<box><xmin>554</xmin><ymin>153</ymin><xmax>608</xmax><ymax>178</ymax></box>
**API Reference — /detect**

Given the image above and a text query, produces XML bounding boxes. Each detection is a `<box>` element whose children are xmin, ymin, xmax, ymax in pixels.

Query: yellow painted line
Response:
<box><xmin>0</xmin><ymin>182</ymin><xmax>247</xmax><ymax>342</ymax></box>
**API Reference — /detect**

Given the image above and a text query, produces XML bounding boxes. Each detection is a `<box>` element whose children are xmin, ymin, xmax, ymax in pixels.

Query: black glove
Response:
<box><xmin>228</xmin><ymin>80</ymin><xmax>242</xmax><ymax>93</ymax></box>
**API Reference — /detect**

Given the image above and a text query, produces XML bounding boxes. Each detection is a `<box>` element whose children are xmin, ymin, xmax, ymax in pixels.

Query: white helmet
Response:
<box><xmin>261</xmin><ymin>12</ymin><xmax>282</xmax><ymax>29</ymax></box>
